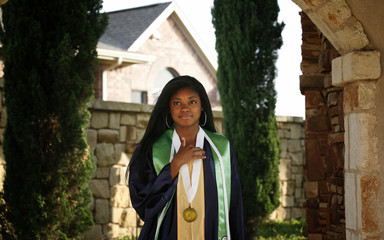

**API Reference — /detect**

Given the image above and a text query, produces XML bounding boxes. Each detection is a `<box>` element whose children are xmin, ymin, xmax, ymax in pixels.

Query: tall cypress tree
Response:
<box><xmin>0</xmin><ymin>0</ymin><xmax>107</xmax><ymax>238</ymax></box>
<box><xmin>212</xmin><ymin>0</ymin><xmax>284</xmax><ymax>237</ymax></box>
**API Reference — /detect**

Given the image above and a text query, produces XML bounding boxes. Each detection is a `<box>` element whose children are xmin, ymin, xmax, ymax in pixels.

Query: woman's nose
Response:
<box><xmin>180</xmin><ymin>103</ymin><xmax>190</xmax><ymax>111</ymax></box>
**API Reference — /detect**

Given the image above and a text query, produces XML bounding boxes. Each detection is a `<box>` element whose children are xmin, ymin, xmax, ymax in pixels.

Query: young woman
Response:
<box><xmin>128</xmin><ymin>75</ymin><xmax>244</xmax><ymax>240</ymax></box>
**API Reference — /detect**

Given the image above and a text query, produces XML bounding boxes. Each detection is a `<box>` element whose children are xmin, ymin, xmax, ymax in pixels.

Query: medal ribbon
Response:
<box><xmin>174</xmin><ymin>128</ymin><xmax>205</xmax><ymax>205</ymax></box>
<box><xmin>152</xmin><ymin>128</ymin><xmax>231</xmax><ymax>240</ymax></box>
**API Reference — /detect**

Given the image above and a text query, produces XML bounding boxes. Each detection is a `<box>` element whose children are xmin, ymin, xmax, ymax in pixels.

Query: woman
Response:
<box><xmin>128</xmin><ymin>75</ymin><xmax>244</xmax><ymax>240</ymax></box>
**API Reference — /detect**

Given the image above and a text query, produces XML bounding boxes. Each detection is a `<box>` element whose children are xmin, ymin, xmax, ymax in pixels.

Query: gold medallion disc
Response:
<box><xmin>183</xmin><ymin>206</ymin><xmax>197</xmax><ymax>222</ymax></box>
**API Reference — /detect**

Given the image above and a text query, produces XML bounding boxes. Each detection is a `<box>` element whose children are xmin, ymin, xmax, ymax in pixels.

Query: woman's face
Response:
<box><xmin>169</xmin><ymin>87</ymin><xmax>202</xmax><ymax>129</ymax></box>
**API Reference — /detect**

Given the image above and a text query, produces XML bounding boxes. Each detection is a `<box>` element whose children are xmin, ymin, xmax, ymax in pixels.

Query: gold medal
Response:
<box><xmin>183</xmin><ymin>206</ymin><xmax>197</xmax><ymax>222</ymax></box>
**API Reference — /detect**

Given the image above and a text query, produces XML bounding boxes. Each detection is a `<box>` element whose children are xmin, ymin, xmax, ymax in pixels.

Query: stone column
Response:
<box><xmin>332</xmin><ymin>50</ymin><xmax>381</xmax><ymax>239</ymax></box>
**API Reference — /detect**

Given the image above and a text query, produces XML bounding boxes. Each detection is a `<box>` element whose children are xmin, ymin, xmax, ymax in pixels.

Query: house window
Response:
<box><xmin>152</xmin><ymin>68</ymin><xmax>179</xmax><ymax>102</ymax></box>
<box><xmin>132</xmin><ymin>90</ymin><xmax>148</xmax><ymax>104</ymax></box>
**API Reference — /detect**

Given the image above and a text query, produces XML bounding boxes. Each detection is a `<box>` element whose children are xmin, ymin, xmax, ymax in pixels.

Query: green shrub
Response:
<box><xmin>255</xmin><ymin>218</ymin><xmax>307</xmax><ymax>240</ymax></box>
<box><xmin>212</xmin><ymin>0</ymin><xmax>284</xmax><ymax>237</ymax></box>
<box><xmin>0</xmin><ymin>0</ymin><xmax>107</xmax><ymax>238</ymax></box>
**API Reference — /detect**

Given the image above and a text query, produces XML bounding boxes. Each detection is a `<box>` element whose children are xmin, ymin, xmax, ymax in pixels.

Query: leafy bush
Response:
<box><xmin>255</xmin><ymin>218</ymin><xmax>307</xmax><ymax>240</ymax></box>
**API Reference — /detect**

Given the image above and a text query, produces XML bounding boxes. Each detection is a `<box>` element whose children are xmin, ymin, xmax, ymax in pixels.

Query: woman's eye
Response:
<box><xmin>190</xmin><ymin>100</ymin><xmax>197</xmax><ymax>104</ymax></box>
<box><xmin>173</xmin><ymin>102</ymin><xmax>180</xmax><ymax>106</ymax></box>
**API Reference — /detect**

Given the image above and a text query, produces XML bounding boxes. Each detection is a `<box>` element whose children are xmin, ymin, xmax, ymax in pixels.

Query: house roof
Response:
<box><xmin>98</xmin><ymin>2</ymin><xmax>172</xmax><ymax>51</ymax></box>
<box><xmin>97</xmin><ymin>1</ymin><xmax>217</xmax><ymax>73</ymax></box>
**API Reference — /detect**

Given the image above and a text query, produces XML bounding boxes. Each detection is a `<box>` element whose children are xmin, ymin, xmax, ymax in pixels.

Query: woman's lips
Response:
<box><xmin>179</xmin><ymin>115</ymin><xmax>192</xmax><ymax>119</ymax></box>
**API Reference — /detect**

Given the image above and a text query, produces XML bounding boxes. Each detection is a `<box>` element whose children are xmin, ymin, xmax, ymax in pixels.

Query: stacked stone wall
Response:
<box><xmin>299</xmin><ymin>12</ymin><xmax>345</xmax><ymax>240</ymax></box>
<box><xmin>271</xmin><ymin>116</ymin><xmax>306</xmax><ymax>220</ymax></box>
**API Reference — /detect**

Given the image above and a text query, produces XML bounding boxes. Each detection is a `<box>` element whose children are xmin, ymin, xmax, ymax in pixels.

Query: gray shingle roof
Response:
<box><xmin>98</xmin><ymin>2</ymin><xmax>172</xmax><ymax>51</ymax></box>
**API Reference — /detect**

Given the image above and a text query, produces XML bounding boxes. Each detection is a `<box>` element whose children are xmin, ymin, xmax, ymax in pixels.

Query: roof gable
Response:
<box><xmin>98</xmin><ymin>2</ymin><xmax>172</xmax><ymax>51</ymax></box>
<box><xmin>98</xmin><ymin>1</ymin><xmax>217</xmax><ymax>72</ymax></box>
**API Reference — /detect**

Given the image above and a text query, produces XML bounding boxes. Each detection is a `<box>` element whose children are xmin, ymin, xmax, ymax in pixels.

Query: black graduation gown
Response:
<box><xmin>129</xmin><ymin>139</ymin><xmax>245</xmax><ymax>240</ymax></box>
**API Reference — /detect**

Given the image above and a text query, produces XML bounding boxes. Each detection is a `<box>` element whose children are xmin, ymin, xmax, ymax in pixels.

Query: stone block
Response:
<box><xmin>295</xmin><ymin>188</ymin><xmax>302</xmax><ymax>199</ymax></box>
<box><xmin>282</xmin><ymin>196</ymin><xmax>294</xmax><ymax>207</ymax></box>
<box><xmin>95</xmin><ymin>167</ymin><xmax>110</xmax><ymax>179</ymax></box>
<box><xmin>119</xmin><ymin>126</ymin><xmax>127</xmax><ymax>142</ymax></box>
<box><xmin>98</xmin><ymin>129</ymin><xmax>119</xmax><ymax>143</ymax></box>
<box><xmin>305</xmin><ymin>91</ymin><xmax>324</xmax><ymax>108</ymax></box>
<box><xmin>86</xmin><ymin>129</ymin><xmax>97</xmax><ymax>151</ymax></box>
<box><xmin>292</xmin><ymin>207</ymin><xmax>305</xmax><ymax>219</ymax></box>
<box><xmin>305</xmin><ymin>182</ymin><xmax>318</xmax><ymax>198</ymax></box>
<box><xmin>110</xmin><ymin>166</ymin><xmax>127</xmax><ymax>186</ymax></box>
<box><xmin>327</xmin><ymin>91</ymin><xmax>339</xmax><ymax>107</ymax></box>
<box><xmin>292</xmin><ymin>166</ymin><xmax>304</xmax><ymax>174</ymax></box>
<box><xmin>345</xmin><ymin>172</ymin><xmax>357</xmax><ymax>230</ymax></box>
<box><xmin>332</xmin><ymin>55</ymin><xmax>343</xmax><ymax>86</ymax></box>
<box><xmin>317</xmin><ymin>0</ymin><xmax>351</xmax><ymax>30</ymax></box>
<box><xmin>305</xmin><ymin>139</ymin><xmax>326</xmax><ymax>181</ymax></box>
<box><xmin>294</xmin><ymin>174</ymin><xmax>304</xmax><ymax>190</ymax></box>
<box><xmin>84</xmin><ymin>224</ymin><xmax>103</xmax><ymax>240</ymax></box>
<box><xmin>109</xmin><ymin>113</ymin><xmax>121</xmax><ymax>129</ymax></box>
<box><xmin>121</xmin><ymin>113</ymin><xmax>136</xmax><ymax>126</ymax></box>
<box><xmin>96</xmin><ymin>143</ymin><xmax>115</xmax><ymax>167</ymax></box>
<box><xmin>281</xmin><ymin>180</ymin><xmax>295</xmax><ymax>196</ymax></box>
<box><xmin>279</xmin><ymin>139</ymin><xmax>288</xmax><ymax>158</ymax></box>
<box><xmin>289</xmin><ymin>152</ymin><xmax>304</xmax><ymax>166</ymax></box>
<box><xmin>111</xmin><ymin>207</ymin><xmax>124</xmax><ymax>224</ymax></box>
<box><xmin>344</xmin><ymin>81</ymin><xmax>376</xmax><ymax>113</ymax></box>
<box><xmin>89</xmin><ymin>179</ymin><xmax>110</xmax><ymax>198</ymax></box>
<box><xmin>117</xmin><ymin>152</ymin><xmax>130</xmax><ymax>166</ymax></box>
<box><xmin>290</xmin><ymin>123</ymin><xmax>303</xmax><ymax>139</ymax></box>
<box><xmin>278</xmin><ymin>159</ymin><xmax>291</xmax><ymax>181</ymax></box>
<box><xmin>361</xmin><ymin>174</ymin><xmax>379</xmax><ymax>233</ymax></box>
<box><xmin>126</xmin><ymin>126</ymin><xmax>137</xmax><ymax>141</ymax></box>
<box><xmin>278</xmin><ymin>129</ymin><xmax>290</xmax><ymax>139</ymax></box>
<box><xmin>91</xmin><ymin>112</ymin><xmax>108</xmax><ymax>129</ymax></box>
<box><xmin>333</xmin><ymin>51</ymin><xmax>380</xmax><ymax>87</ymax></box>
<box><xmin>95</xmin><ymin>199</ymin><xmax>110</xmax><ymax>224</ymax></box>
<box><xmin>136</xmin><ymin>113</ymin><xmax>150</xmax><ymax>128</ymax></box>
<box><xmin>335</xmin><ymin>20</ymin><xmax>369</xmax><ymax>53</ymax></box>
<box><xmin>348</xmin><ymin>113</ymin><xmax>378</xmax><ymax>170</ymax></box>
<box><xmin>120</xmin><ymin>208</ymin><xmax>137</xmax><ymax>228</ymax></box>
<box><xmin>111</xmin><ymin>185</ymin><xmax>130</xmax><ymax>208</ymax></box>
<box><xmin>114</xmin><ymin>144</ymin><xmax>125</xmax><ymax>163</ymax></box>
<box><xmin>288</xmin><ymin>139</ymin><xmax>303</xmax><ymax>153</ymax></box>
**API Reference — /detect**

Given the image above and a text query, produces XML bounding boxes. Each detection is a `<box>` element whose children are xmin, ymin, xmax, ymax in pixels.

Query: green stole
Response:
<box><xmin>152</xmin><ymin>128</ymin><xmax>232</xmax><ymax>240</ymax></box>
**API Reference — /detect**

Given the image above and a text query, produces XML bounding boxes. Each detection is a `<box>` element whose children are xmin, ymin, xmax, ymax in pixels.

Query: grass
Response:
<box><xmin>120</xmin><ymin>218</ymin><xmax>306</xmax><ymax>240</ymax></box>
<box><xmin>254</xmin><ymin>218</ymin><xmax>307</xmax><ymax>240</ymax></box>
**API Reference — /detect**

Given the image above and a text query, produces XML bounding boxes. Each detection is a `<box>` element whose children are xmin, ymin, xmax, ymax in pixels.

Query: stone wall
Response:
<box><xmin>271</xmin><ymin>116</ymin><xmax>306</xmax><ymax>220</ymax></box>
<box><xmin>0</xmin><ymin>95</ymin><xmax>306</xmax><ymax>239</ymax></box>
<box><xmin>83</xmin><ymin>100</ymin><xmax>306</xmax><ymax>239</ymax></box>
<box><xmin>299</xmin><ymin>12</ymin><xmax>345</xmax><ymax>240</ymax></box>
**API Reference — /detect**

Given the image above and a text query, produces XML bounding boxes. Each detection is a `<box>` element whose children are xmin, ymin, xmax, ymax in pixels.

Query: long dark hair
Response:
<box><xmin>129</xmin><ymin>75</ymin><xmax>216</xmax><ymax>181</ymax></box>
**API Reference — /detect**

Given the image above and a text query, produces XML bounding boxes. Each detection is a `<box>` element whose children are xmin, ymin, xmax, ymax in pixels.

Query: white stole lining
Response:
<box><xmin>155</xmin><ymin>127</ymin><xmax>231</xmax><ymax>239</ymax></box>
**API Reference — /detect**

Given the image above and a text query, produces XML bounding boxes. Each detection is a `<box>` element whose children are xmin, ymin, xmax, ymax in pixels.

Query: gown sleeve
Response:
<box><xmin>128</xmin><ymin>146</ymin><xmax>178</xmax><ymax>222</ymax></box>
<box><xmin>229</xmin><ymin>140</ymin><xmax>245</xmax><ymax>239</ymax></box>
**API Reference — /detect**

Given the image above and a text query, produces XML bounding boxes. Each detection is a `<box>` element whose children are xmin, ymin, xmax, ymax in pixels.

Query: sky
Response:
<box><xmin>101</xmin><ymin>0</ymin><xmax>305</xmax><ymax>118</ymax></box>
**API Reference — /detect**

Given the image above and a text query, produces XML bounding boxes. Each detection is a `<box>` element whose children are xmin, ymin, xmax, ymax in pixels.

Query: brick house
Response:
<box><xmin>95</xmin><ymin>1</ymin><xmax>220</xmax><ymax>109</ymax></box>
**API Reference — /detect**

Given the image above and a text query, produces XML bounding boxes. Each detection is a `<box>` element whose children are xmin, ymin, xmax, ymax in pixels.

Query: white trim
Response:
<box><xmin>97</xmin><ymin>48</ymin><xmax>157</xmax><ymax>64</ymax></box>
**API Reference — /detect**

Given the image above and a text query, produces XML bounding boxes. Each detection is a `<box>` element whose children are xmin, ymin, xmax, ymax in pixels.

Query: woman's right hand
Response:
<box><xmin>170</xmin><ymin>137</ymin><xmax>206</xmax><ymax>180</ymax></box>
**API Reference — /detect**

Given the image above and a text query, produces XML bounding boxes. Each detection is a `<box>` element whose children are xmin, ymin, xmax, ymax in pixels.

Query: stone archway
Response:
<box><xmin>292</xmin><ymin>0</ymin><xmax>383</xmax><ymax>239</ymax></box>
